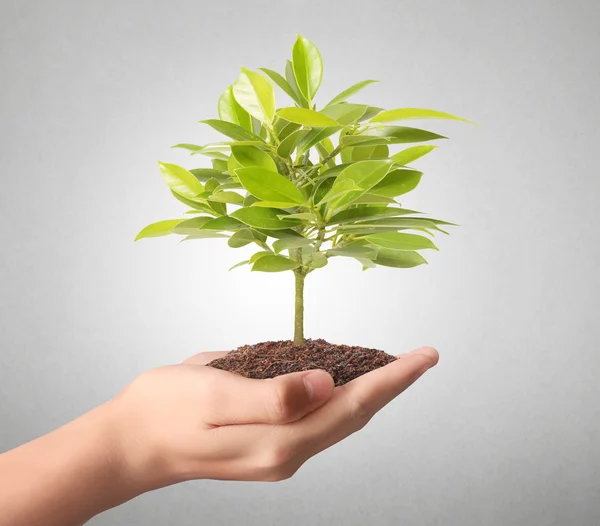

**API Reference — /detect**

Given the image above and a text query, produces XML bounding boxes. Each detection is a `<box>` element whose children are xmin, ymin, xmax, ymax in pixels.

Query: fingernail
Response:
<box><xmin>415</xmin><ymin>347</ymin><xmax>439</xmax><ymax>368</ymax></box>
<box><xmin>302</xmin><ymin>369</ymin><xmax>333</xmax><ymax>402</ymax></box>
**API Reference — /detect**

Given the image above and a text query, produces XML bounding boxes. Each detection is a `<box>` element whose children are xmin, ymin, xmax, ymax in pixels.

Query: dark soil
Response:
<box><xmin>207</xmin><ymin>338</ymin><xmax>398</xmax><ymax>386</ymax></box>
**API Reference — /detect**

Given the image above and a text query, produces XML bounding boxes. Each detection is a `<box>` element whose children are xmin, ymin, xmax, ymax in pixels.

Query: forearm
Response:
<box><xmin>0</xmin><ymin>401</ymin><xmax>139</xmax><ymax>526</ymax></box>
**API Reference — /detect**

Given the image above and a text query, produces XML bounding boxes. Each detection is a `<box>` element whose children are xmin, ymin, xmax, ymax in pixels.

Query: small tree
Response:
<box><xmin>136</xmin><ymin>35</ymin><xmax>470</xmax><ymax>346</ymax></box>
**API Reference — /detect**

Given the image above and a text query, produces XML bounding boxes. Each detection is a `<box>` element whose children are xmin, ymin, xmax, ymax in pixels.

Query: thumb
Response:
<box><xmin>205</xmin><ymin>369</ymin><xmax>335</xmax><ymax>426</ymax></box>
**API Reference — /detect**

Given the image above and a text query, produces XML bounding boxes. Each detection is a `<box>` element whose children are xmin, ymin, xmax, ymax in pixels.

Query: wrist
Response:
<box><xmin>61</xmin><ymin>401</ymin><xmax>144</xmax><ymax>520</ymax></box>
<box><xmin>107</xmin><ymin>388</ymin><xmax>183</xmax><ymax>493</ymax></box>
<box><xmin>0</xmin><ymin>400</ymin><xmax>144</xmax><ymax>526</ymax></box>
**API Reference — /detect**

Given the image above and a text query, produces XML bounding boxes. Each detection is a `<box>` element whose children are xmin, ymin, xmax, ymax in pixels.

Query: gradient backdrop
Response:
<box><xmin>1</xmin><ymin>0</ymin><xmax>599</xmax><ymax>525</ymax></box>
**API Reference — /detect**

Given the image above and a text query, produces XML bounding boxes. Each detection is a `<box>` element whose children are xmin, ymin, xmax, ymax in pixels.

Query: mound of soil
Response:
<box><xmin>207</xmin><ymin>338</ymin><xmax>398</xmax><ymax>386</ymax></box>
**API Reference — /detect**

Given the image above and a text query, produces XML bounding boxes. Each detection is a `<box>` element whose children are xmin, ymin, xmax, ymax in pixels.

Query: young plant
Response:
<box><xmin>136</xmin><ymin>35</ymin><xmax>470</xmax><ymax>346</ymax></box>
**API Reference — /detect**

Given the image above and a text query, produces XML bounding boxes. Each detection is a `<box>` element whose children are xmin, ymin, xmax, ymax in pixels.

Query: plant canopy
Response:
<box><xmin>136</xmin><ymin>35</ymin><xmax>471</xmax><ymax>345</ymax></box>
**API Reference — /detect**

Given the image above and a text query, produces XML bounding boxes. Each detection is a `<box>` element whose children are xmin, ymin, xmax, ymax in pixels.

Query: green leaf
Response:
<box><xmin>250</xmin><ymin>251</ymin><xmax>272</xmax><ymax>263</ymax></box>
<box><xmin>346</xmin><ymin>125</ymin><xmax>447</xmax><ymax>145</ymax></box>
<box><xmin>135</xmin><ymin>219</ymin><xmax>184</xmax><ymax>241</ymax></box>
<box><xmin>337</xmin><ymin>217</ymin><xmax>443</xmax><ymax>233</ymax></box>
<box><xmin>313</xmin><ymin>177</ymin><xmax>335</xmax><ymax>205</ymax></box>
<box><xmin>181</xmin><ymin>232</ymin><xmax>229</xmax><ymax>242</ymax></box>
<box><xmin>170</xmin><ymin>190</ymin><xmax>215</xmax><ymax>213</ymax></box>
<box><xmin>190</xmin><ymin>149</ymin><xmax>230</xmax><ymax>161</ymax></box>
<box><xmin>322</xmin><ymin>160</ymin><xmax>393</xmax><ymax>211</ymax></box>
<box><xmin>370</xmin><ymin>169</ymin><xmax>422</xmax><ymax>198</ymax></box>
<box><xmin>229</xmin><ymin>260</ymin><xmax>250</xmax><ymax>270</ymax></box>
<box><xmin>355</xmin><ymin>257</ymin><xmax>377</xmax><ymax>270</ymax></box>
<box><xmin>252</xmin><ymin>255</ymin><xmax>300</xmax><ymax>272</ymax></box>
<box><xmin>328</xmin><ymin>206</ymin><xmax>420</xmax><ymax>225</ymax></box>
<box><xmin>275</xmin><ymin>119</ymin><xmax>301</xmax><ymax>140</ymax></box>
<box><xmin>297</xmin><ymin>126</ymin><xmax>342</xmax><ymax>154</ymax></box>
<box><xmin>341</xmin><ymin>145</ymin><xmax>354</xmax><ymax>164</ymax></box>
<box><xmin>227</xmin><ymin>153</ymin><xmax>242</xmax><ymax>177</ymax></box>
<box><xmin>228</xmin><ymin>229</ymin><xmax>256</xmax><ymax>248</ymax></box>
<box><xmin>277</xmin><ymin>129</ymin><xmax>310</xmax><ymax>157</ymax></box>
<box><xmin>255</xmin><ymin>118</ymin><xmax>267</xmax><ymax>138</ymax></box>
<box><xmin>232</xmin><ymin>68</ymin><xmax>276</xmax><ymax>125</ymax></box>
<box><xmin>216</xmin><ymin>181</ymin><xmax>243</xmax><ymax>191</ymax></box>
<box><xmin>327</xmin><ymin>244</ymin><xmax>377</xmax><ymax>258</ymax></box>
<box><xmin>339</xmin><ymin>135</ymin><xmax>392</xmax><ymax>146</ymax></box>
<box><xmin>320</xmin><ymin>103</ymin><xmax>368</xmax><ymax>125</ymax></box>
<box><xmin>278</xmin><ymin>212</ymin><xmax>317</xmax><ymax>221</ymax></box>
<box><xmin>231</xmin><ymin>207</ymin><xmax>300</xmax><ymax>230</ymax></box>
<box><xmin>299</xmin><ymin>245</ymin><xmax>314</xmax><ymax>260</ymax></box>
<box><xmin>158</xmin><ymin>162</ymin><xmax>204</xmax><ymax>199</ymax></box>
<box><xmin>254</xmin><ymin>229</ymin><xmax>302</xmax><ymax>240</ymax></box>
<box><xmin>353</xmin><ymin>193</ymin><xmax>398</xmax><ymax>205</ymax></box>
<box><xmin>341</xmin><ymin>145</ymin><xmax>357</xmax><ymax>163</ymax></box>
<box><xmin>298</xmin><ymin>107</ymin><xmax>367</xmax><ymax>153</ymax></box>
<box><xmin>297</xmin><ymin>245</ymin><xmax>327</xmax><ymax>269</ymax></box>
<box><xmin>338</xmin><ymin>222</ymin><xmax>441</xmax><ymax>235</ymax></box>
<box><xmin>208</xmin><ymin>191</ymin><xmax>245</xmax><ymax>205</ymax></box>
<box><xmin>205</xmin><ymin>178</ymin><xmax>220</xmax><ymax>193</ymax></box>
<box><xmin>315</xmin><ymin>163</ymin><xmax>351</xmax><ymax>180</ymax></box>
<box><xmin>218</xmin><ymin>85</ymin><xmax>252</xmax><ymax>131</ymax></box>
<box><xmin>374</xmin><ymin>249</ymin><xmax>428</xmax><ymax>268</ymax></box>
<box><xmin>351</xmin><ymin>144</ymin><xmax>389</xmax><ymax>161</ymax></box>
<box><xmin>171</xmin><ymin>216</ymin><xmax>213</xmax><ymax>234</ymax></box>
<box><xmin>236</xmin><ymin>167</ymin><xmax>305</xmax><ymax>204</ymax></box>
<box><xmin>390</xmin><ymin>145</ymin><xmax>437</xmax><ymax>165</ymax></box>
<box><xmin>360</xmin><ymin>228</ymin><xmax>439</xmax><ymax>237</ymax></box>
<box><xmin>358</xmin><ymin>106</ymin><xmax>384</xmax><ymax>122</ymax></box>
<box><xmin>421</xmin><ymin>217</ymin><xmax>458</xmax><ymax>226</ymax></box>
<box><xmin>319</xmin><ymin>179</ymin><xmax>364</xmax><ymax>206</ymax></box>
<box><xmin>171</xmin><ymin>143</ymin><xmax>203</xmax><ymax>153</ymax></box>
<box><xmin>185</xmin><ymin>209</ymin><xmax>207</xmax><ymax>215</ymax></box>
<box><xmin>200</xmin><ymin>119</ymin><xmax>263</xmax><ymax>142</ymax></box>
<box><xmin>325</xmin><ymin>80</ymin><xmax>378</xmax><ymax>107</ymax></box>
<box><xmin>250</xmin><ymin>200</ymin><xmax>304</xmax><ymax>209</ymax></box>
<box><xmin>200</xmin><ymin>216</ymin><xmax>244</xmax><ymax>231</ymax></box>
<box><xmin>212</xmin><ymin>159</ymin><xmax>228</xmax><ymax>172</ymax></box>
<box><xmin>273</xmin><ymin>236</ymin><xmax>313</xmax><ymax>254</ymax></box>
<box><xmin>365</xmin><ymin>232</ymin><xmax>438</xmax><ymax>251</ymax></box>
<box><xmin>243</xmin><ymin>194</ymin><xmax>259</xmax><ymax>207</ymax></box>
<box><xmin>231</xmin><ymin>145</ymin><xmax>277</xmax><ymax>171</ymax></box>
<box><xmin>308</xmin><ymin>251</ymin><xmax>328</xmax><ymax>269</ymax></box>
<box><xmin>259</xmin><ymin>68</ymin><xmax>302</xmax><ymax>106</ymax></box>
<box><xmin>285</xmin><ymin>60</ymin><xmax>308</xmax><ymax>107</ymax></box>
<box><xmin>202</xmin><ymin>140</ymin><xmax>264</xmax><ymax>148</ymax></box>
<box><xmin>338</xmin><ymin>217</ymin><xmax>447</xmax><ymax>235</ymax></box>
<box><xmin>188</xmin><ymin>168</ymin><xmax>229</xmax><ymax>182</ymax></box>
<box><xmin>196</xmin><ymin>144</ymin><xmax>231</xmax><ymax>151</ymax></box>
<box><xmin>276</xmin><ymin>107</ymin><xmax>339</xmax><ymax>127</ymax></box>
<box><xmin>371</xmin><ymin>107</ymin><xmax>473</xmax><ymax>124</ymax></box>
<box><xmin>208</xmin><ymin>200</ymin><xmax>227</xmax><ymax>216</ymax></box>
<box><xmin>292</xmin><ymin>35</ymin><xmax>323</xmax><ymax>102</ymax></box>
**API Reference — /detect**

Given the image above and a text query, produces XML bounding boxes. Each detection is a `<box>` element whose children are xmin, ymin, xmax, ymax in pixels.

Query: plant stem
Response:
<box><xmin>319</xmin><ymin>144</ymin><xmax>342</xmax><ymax>166</ymax></box>
<box><xmin>293</xmin><ymin>269</ymin><xmax>305</xmax><ymax>346</ymax></box>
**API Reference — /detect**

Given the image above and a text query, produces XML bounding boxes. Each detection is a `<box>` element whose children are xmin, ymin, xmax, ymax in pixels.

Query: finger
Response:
<box><xmin>293</xmin><ymin>347</ymin><xmax>438</xmax><ymax>451</ymax></box>
<box><xmin>182</xmin><ymin>351</ymin><xmax>229</xmax><ymax>365</ymax></box>
<box><xmin>204</xmin><ymin>368</ymin><xmax>335</xmax><ymax>426</ymax></box>
<box><xmin>340</xmin><ymin>346</ymin><xmax>438</xmax><ymax>416</ymax></box>
<box><xmin>395</xmin><ymin>346</ymin><xmax>440</xmax><ymax>361</ymax></box>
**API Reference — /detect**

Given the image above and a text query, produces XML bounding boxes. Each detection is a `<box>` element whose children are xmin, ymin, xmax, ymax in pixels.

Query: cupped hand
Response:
<box><xmin>110</xmin><ymin>346</ymin><xmax>438</xmax><ymax>493</ymax></box>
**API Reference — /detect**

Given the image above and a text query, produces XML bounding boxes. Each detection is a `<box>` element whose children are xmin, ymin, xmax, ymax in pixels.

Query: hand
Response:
<box><xmin>0</xmin><ymin>346</ymin><xmax>438</xmax><ymax>526</ymax></box>
<box><xmin>111</xmin><ymin>346</ymin><xmax>439</xmax><ymax>493</ymax></box>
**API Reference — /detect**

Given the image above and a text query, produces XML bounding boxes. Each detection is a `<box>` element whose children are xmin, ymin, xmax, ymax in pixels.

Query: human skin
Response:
<box><xmin>0</xmin><ymin>346</ymin><xmax>439</xmax><ymax>526</ymax></box>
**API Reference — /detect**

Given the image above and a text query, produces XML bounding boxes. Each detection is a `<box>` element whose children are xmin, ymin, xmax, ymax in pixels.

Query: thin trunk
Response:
<box><xmin>293</xmin><ymin>270</ymin><xmax>305</xmax><ymax>346</ymax></box>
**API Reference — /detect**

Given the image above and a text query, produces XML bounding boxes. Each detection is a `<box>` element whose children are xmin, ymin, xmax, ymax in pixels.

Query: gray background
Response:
<box><xmin>1</xmin><ymin>0</ymin><xmax>599</xmax><ymax>524</ymax></box>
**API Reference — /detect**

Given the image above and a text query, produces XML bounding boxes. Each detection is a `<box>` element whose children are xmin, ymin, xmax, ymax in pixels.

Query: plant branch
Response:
<box><xmin>319</xmin><ymin>144</ymin><xmax>343</xmax><ymax>166</ymax></box>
